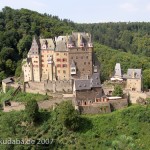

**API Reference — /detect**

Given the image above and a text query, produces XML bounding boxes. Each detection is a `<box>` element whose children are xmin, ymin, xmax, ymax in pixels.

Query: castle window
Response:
<box><xmin>56</xmin><ymin>53</ymin><xmax>59</xmax><ymax>56</ymax></box>
<box><xmin>63</xmin><ymin>70</ymin><xmax>66</xmax><ymax>74</ymax></box>
<box><xmin>57</xmin><ymin>64</ymin><xmax>61</xmax><ymax>67</ymax></box>
<box><xmin>88</xmin><ymin>62</ymin><xmax>90</xmax><ymax>65</ymax></box>
<box><xmin>42</xmin><ymin>60</ymin><xmax>44</xmax><ymax>62</ymax></box>
<box><xmin>84</xmin><ymin>62</ymin><xmax>86</xmax><ymax>65</ymax></box>
<box><xmin>86</xmin><ymin>56</ymin><xmax>88</xmax><ymax>59</ymax></box>
<box><xmin>62</xmin><ymin>64</ymin><xmax>67</xmax><ymax>67</ymax></box>
<box><xmin>57</xmin><ymin>58</ymin><xmax>61</xmax><ymax>62</ymax></box>
<box><xmin>62</xmin><ymin>58</ymin><xmax>67</xmax><ymax>62</ymax></box>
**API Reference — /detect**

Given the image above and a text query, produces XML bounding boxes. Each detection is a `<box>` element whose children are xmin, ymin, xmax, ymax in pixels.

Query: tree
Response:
<box><xmin>0</xmin><ymin>71</ymin><xmax>6</xmax><ymax>83</ymax></box>
<box><xmin>25</xmin><ymin>99</ymin><xmax>39</xmax><ymax>124</ymax></box>
<box><xmin>56</xmin><ymin>101</ymin><xmax>80</xmax><ymax>131</ymax></box>
<box><xmin>112</xmin><ymin>85</ymin><xmax>123</xmax><ymax>97</ymax></box>
<box><xmin>15</xmin><ymin>61</ymin><xmax>22</xmax><ymax>77</ymax></box>
<box><xmin>143</xmin><ymin>69</ymin><xmax>150</xmax><ymax>90</ymax></box>
<box><xmin>17</xmin><ymin>35</ymin><xmax>32</xmax><ymax>56</ymax></box>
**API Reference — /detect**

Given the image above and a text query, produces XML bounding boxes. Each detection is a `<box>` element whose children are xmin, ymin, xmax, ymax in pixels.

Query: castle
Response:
<box><xmin>22</xmin><ymin>33</ymin><xmax>129</xmax><ymax>114</ymax></box>
<box><xmin>22</xmin><ymin>32</ymin><xmax>96</xmax><ymax>83</ymax></box>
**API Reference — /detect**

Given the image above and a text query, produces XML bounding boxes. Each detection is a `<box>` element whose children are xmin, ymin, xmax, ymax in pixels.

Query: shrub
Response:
<box><xmin>112</xmin><ymin>85</ymin><xmax>123</xmax><ymax>97</ymax></box>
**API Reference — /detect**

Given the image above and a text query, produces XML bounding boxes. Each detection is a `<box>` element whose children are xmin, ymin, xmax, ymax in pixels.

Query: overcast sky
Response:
<box><xmin>0</xmin><ymin>0</ymin><xmax>150</xmax><ymax>23</ymax></box>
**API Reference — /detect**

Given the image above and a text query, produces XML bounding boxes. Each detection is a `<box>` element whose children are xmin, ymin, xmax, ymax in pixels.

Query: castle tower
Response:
<box><xmin>27</xmin><ymin>36</ymin><xmax>41</xmax><ymax>82</ymax></box>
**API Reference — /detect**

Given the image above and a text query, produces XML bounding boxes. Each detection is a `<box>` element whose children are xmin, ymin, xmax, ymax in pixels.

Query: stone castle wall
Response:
<box><xmin>77</xmin><ymin>98</ymin><xmax>128</xmax><ymax>114</ymax></box>
<box><xmin>25</xmin><ymin>80</ymin><xmax>73</xmax><ymax>94</ymax></box>
<box><xmin>128</xmin><ymin>91</ymin><xmax>147</xmax><ymax>103</ymax></box>
<box><xmin>109</xmin><ymin>99</ymin><xmax>128</xmax><ymax>111</ymax></box>
<box><xmin>44</xmin><ymin>80</ymin><xmax>73</xmax><ymax>92</ymax></box>
<box><xmin>78</xmin><ymin>102</ymin><xmax>111</xmax><ymax>114</ymax></box>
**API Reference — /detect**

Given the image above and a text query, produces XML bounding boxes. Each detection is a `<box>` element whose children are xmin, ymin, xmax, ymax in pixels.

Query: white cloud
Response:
<box><xmin>119</xmin><ymin>3</ymin><xmax>138</xmax><ymax>12</ymax></box>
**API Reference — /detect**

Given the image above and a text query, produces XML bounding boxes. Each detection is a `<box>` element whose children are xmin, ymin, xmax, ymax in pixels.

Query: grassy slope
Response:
<box><xmin>0</xmin><ymin>105</ymin><xmax>149</xmax><ymax>149</ymax></box>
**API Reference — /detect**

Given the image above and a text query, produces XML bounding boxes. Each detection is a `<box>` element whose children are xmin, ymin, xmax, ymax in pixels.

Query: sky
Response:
<box><xmin>0</xmin><ymin>0</ymin><xmax>150</xmax><ymax>23</ymax></box>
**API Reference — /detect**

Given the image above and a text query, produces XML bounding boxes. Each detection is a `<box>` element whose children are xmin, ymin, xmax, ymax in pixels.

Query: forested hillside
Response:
<box><xmin>94</xmin><ymin>43</ymin><xmax>150</xmax><ymax>89</ymax></box>
<box><xmin>0</xmin><ymin>7</ymin><xmax>150</xmax><ymax>89</ymax></box>
<box><xmin>76</xmin><ymin>22</ymin><xmax>150</xmax><ymax>57</ymax></box>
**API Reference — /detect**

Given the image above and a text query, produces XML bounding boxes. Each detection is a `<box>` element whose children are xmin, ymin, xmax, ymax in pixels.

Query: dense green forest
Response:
<box><xmin>0</xmin><ymin>101</ymin><xmax>150</xmax><ymax>149</ymax></box>
<box><xmin>76</xmin><ymin>22</ymin><xmax>150</xmax><ymax>57</ymax></box>
<box><xmin>0</xmin><ymin>6</ymin><xmax>150</xmax><ymax>89</ymax></box>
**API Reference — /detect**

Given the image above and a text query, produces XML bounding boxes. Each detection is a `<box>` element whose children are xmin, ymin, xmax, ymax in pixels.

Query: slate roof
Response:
<box><xmin>74</xmin><ymin>73</ymin><xmax>101</xmax><ymax>91</ymax></box>
<box><xmin>68</xmin><ymin>32</ymin><xmax>92</xmax><ymax>47</ymax></box>
<box><xmin>74</xmin><ymin>79</ymin><xmax>91</xmax><ymax>90</ymax></box>
<box><xmin>91</xmin><ymin>73</ymin><xmax>101</xmax><ymax>87</ymax></box>
<box><xmin>126</xmin><ymin>69</ymin><xmax>142</xmax><ymax>79</ymax></box>
<box><xmin>28</xmin><ymin>37</ymin><xmax>40</xmax><ymax>55</ymax></box>
<box><xmin>70</xmin><ymin>60</ymin><xmax>76</xmax><ymax>68</ymax></box>
<box><xmin>2</xmin><ymin>77</ymin><xmax>14</xmax><ymax>84</ymax></box>
<box><xmin>40</xmin><ymin>38</ymin><xmax>55</xmax><ymax>50</ymax></box>
<box><xmin>55</xmin><ymin>41</ymin><xmax>67</xmax><ymax>51</ymax></box>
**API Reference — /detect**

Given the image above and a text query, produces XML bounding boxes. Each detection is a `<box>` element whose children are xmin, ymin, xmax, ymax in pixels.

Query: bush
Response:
<box><xmin>112</xmin><ymin>85</ymin><xmax>123</xmax><ymax>97</ymax></box>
